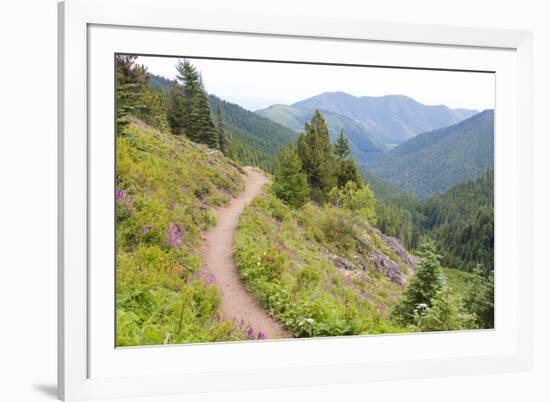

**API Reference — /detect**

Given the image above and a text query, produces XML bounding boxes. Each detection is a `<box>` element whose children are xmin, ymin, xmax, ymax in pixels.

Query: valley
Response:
<box><xmin>115</xmin><ymin>55</ymin><xmax>495</xmax><ymax>346</ymax></box>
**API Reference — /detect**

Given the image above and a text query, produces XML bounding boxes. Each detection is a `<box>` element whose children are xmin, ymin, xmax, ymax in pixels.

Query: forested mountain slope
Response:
<box><xmin>367</xmin><ymin>110</ymin><xmax>494</xmax><ymax>197</ymax></box>
<box><xmin>422</xmin><ymin>169</ymin><xmax>494</xmax><ymax>271</ymax></box>
<box><xmin>369</xmin><ymin>169</ymin><xmax>494</xmax><ymax>272</ymax></box>
<box><xmin>116</xmin><ymin>58</ymin><xmax>494</xmax><ymax>341</ymax></box>
<box><xmin>145</xmin><ymin>74</ymin><xmax>299</xmax><ymax>172</ymax></box>
<box><xmin>256</xmin><ymin>104</ymin><xmax>386</xmax><ymax>162</ymax></box>
<box><xmin>291</xmin><ymin>91</ymin><xmax>478</xmax><ymax>147</ymax></box>
<box><xmin>209</xmin><ymin>96</ymin><xmax>298</xmax><ymax>172</ymax></box>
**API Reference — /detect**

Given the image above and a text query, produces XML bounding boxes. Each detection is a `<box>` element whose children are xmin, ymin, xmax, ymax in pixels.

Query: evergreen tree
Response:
<box><xmin>297</xmin><ymin>110</ymin><xmax>337</xmax><ymax>203</ymax></box>
<box><xmin>336</xmin><ymin>158</ymin><xmax>363</xmax><ymax>188</ymax></box>
<box><xmin>138</xmin><ymin>85</ymin><xmax>169</xmax><ymax>131</ymax></box>
<box><xmin>167</xmin><ymin>81</ymin><xmax>185</xmax><ymax>136</ymax></box>
<box><xmin>115</xmin><ymin>55</ymin><xmax>148</xmax><ymax>133</ymax></box>
<box><xmin>167</xmin><ymin>59</ymin><xmax>202</xmax><ymax>138</ymax></box>
<box><xmin>334</xmin><ymin>130</ymin><xmax>351</xmax><ymax>160</ymax></box>
<box><xmin>463</xmin><ymin>265</ymin><xmax>494</xmax><ymax>328</ymax></box>
<box><xmin>215</xmin><ymin>103</ymin><xmax>231</xmax><ymax>155</ymax></box>
<box><xmin>187</xmin><ymin>77</ymin><xmax>217</xmax><ymax>148</ymax></box>
<box><xmin>392</xmin><ymin>241</ymin><xmax>444</xmax><ymax>325</ymax></box>
<box><xmin>332</xmin><ymin>130</ymin><xmax>362</xmax><ymax>188</ymax></box>
<box><xmin>416</xmin><ymin>286</ymin><xmax>475</xmax><ymax>331</ymax></box>
<box><xmin>272</xmin><ymin>144</ymin><xmax>310</xmax><ymax>208</ymax></box>
<box><xmin>178</xmin><ymin>60</ymin><xmax>200</xmax><ymax>138</ymax></box>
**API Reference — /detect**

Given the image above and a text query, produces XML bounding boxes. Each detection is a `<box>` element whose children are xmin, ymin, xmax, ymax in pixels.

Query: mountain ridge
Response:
<box><xmin>367</xmin><ymin>109</ymin><xmax>494</xmax><ymax>197</ymax></box>
<box><xmin>290</xmin><ymin>91</ymin><xmax>478</xmax><ymax>146</ymax></box>
<box><xmin>256</xmin><ymin>104</ymin><xmax>387</xmax><ymax>162</ymax></box>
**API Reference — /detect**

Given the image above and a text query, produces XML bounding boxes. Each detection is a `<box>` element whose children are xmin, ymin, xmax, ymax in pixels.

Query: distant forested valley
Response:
<box><xmin>115</xmin><ymin>55</ymin><xmax>494</xmax><ymax>346</ymax></box>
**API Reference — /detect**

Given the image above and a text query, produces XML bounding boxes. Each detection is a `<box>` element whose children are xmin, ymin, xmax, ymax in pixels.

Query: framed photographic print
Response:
<box><xmin>58</xmin><ymin>0</ymin><xmax>533</xmax><ymax>400</ymax></box>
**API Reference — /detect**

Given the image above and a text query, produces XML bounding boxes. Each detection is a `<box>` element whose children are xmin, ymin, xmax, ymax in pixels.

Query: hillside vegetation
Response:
<box><xmin>116</xmin><ymin>119</ymin><xmax>250</xmax><ymax>345</ymax></box>
<box><xmin>115</xmin><ymin>56</ymin><xmax>495</xmax><ymax>344</ymax></box>
<box><xmin>209</xmin><ymin>96</ymin><xmax>298</xmax><ymax>172</ymax></box>
<box><xmin>146</xmin><ymin>73</ymin><xmax>299</xmax><ymax>173</ymax></box>
<box><xmin>235</xmin><ymin>191</ymin><xmax>414</xmax><ymax>337</ymax></box>
<box><xmin>256</xmin><ymin>104</ymin><xmax>386</xmax><ymax>161</ymax></box>
<box><xmin>368</xmin><ymin>110</ymin><xmax>494</xmax><ymax>197</ymax></box>
<box><xmin>367</xmin><ymin>170</ymin><xmax>494</xmax><ymax>273</ymax></box>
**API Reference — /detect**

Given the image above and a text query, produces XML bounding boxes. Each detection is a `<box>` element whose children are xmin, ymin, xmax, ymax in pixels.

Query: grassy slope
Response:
<box><xmin>116</xmin><ymin>119</ymin><xmax>250</xmax><ymax>346</ymax></box>
<box><xmin>234</xmin><ymin>191</ymin><xmax>414</xmax><ymax>337</ymax></box>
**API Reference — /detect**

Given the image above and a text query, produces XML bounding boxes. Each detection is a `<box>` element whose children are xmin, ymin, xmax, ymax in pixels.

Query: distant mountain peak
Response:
<box><xmin>288</xmin><ymin>91</ymin><xmax>478</xmax><ymax>147</ymax></box>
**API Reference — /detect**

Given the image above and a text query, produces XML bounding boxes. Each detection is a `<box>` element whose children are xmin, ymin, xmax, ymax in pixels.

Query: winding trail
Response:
<box><xmin>200</xmin><ymin>167</ymin><xmax>290</xmax><ymax>339</ymax></box>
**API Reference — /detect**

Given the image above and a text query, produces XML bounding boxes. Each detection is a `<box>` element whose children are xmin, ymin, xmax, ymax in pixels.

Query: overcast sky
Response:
<box><xmin>137</xmin><ymin>55</ymin><xmax>495</xmax><ymax>112</ymax></box>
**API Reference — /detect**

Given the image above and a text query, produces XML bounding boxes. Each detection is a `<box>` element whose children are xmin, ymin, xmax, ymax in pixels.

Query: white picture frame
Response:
<box><xmin>58</xmin><ymin>0</ymin><xmax>533</xmax><ymax>400</ymax></box>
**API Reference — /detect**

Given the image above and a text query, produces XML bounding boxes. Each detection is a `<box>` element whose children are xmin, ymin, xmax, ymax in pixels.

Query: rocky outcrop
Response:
<box><xmin>327</xmin><ymin>254</ymin><xmax>356</xmax><ymax>271</ymax></box>
<box><xmin>328</xmin><ymin>226</ymin><xmax>416</xmax><ymax>286</ymax></box>
<box><xmin>367</xmin><ymin>250</ymin><xmax>404</xmax><ymax>285</ymax></box>
<box><xmin>369</xmin><ymin>228</ymin><xmax>417</xmax><ymax>271</ymax></box>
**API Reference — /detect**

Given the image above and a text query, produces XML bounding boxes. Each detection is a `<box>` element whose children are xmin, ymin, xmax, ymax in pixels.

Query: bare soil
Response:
<box><xmin>200</xmin><ymin>167</ymin><xmax>290</xmax><ymax>339</ymax></box>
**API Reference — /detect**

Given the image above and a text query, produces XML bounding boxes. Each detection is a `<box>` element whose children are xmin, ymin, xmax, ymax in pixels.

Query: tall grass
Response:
<box><xmin>116</xmin><ymin>120</ymin><xmax>247</xmax><ymax>346</ymax></box>
<box><xmin>234</xmin><ymin>191</ymin><xmax>411</xmax><ymax>338</ymax></box>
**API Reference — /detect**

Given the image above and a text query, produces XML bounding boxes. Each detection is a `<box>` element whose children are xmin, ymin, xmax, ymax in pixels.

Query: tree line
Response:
<box><xmin>273</xmin><ymin>110</ymin><xmax>373</xmax><ymax>213</ymax></box>
<box><xmin>115</xmin><ymin>55</ymin><xmax>235</xmax><ymax>158</ymax></box>
<box><xmin>370</xmin><ymin>169</ymin><xmax>494</xmax><ymax>274</ymax></box>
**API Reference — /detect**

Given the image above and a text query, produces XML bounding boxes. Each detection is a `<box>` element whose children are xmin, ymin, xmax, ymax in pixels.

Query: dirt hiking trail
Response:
<box><xmin>200</xmin><ymin>166</ymin><xmax>289</xmax><ymax>339</ymax></box>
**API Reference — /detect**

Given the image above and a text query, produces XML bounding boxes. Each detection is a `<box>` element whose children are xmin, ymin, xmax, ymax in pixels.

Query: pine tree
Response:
<box><xmin>336</xmin><ymin>159</ymin><xmax>363</xmax><ymax>188</ymax></box>
<box><xmin>392</xmin><ymin>241</ymin><xmax>444</xmax><ymax>325</ymax></box>
<box><xmin>334</xmin><ymin>130</ymin><xmax>351</xmax><ymax>160</ymax></box>
<box><xmin>297</xmin><ymin>110</ymin><xmax>337</xmax><ymax>203</ymax></box>
<box><xmin>167</xmin><ymin>81</ymin><xmax>185</xmax><ymax>136</ymax></box>
<box><xmin>215</xmin><ymin>103</ymin><xmax>231</xmax><ymax>155</ymax></box>
<box><xmin>272</xmin><ymin>144</ymin><xmax>310</xmax><ymax>208</ymax></box>
<box><xmin>416</xmin><ymin>286</ymin><xmax>475</xmax><ymax>331</ymax></box>
<box><xmin>115</xmin><ymin>55</ymin><xmax>148</xmax><ymax>133</ymax></box>
<box><xmin>332</xmin><ymin>130</ymin><xmax>362</xmax><ymax>188</ymax></box>
<box><xmin>463</xmin><ymin>265</ymin><xmax>494</xmax><ymax>328</ymax></box>
<box><xmin>188</xmin><ymin>77</ymin><xmax>218</xmax><ymax>148</ymax></box>
<box><xmin>168</xmin><ymin>59</ymin><xmax>201</xmax><ymax>138</ymax></box>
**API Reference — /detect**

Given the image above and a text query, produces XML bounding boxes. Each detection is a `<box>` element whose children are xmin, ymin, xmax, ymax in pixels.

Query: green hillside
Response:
<box><xmin>423</xmin><ymin>169</ymin><xmax>494</xmax><ymax>271</ymax></box>
<box><xmin>149</xmin><ymin>74</ymin><xmax>173</xmax><ymax>94</ymax></box>
<box><xmin>144</xmin><ymin>74</ymin><xmax>298</xmax><ymax>172</ymax></box>
<box><xmin>369</xmin><ymin>169</ymin><xmax>494</xmax><ymax>272</ymax></box>
<box><xmin>116</xmin><ymin>119</ymin><xmax>250</xmax><ymax>346</ymax></box>
<box><xmin>210</xmin><ymin>96</ymin><xmax>298</xmax><ymax>172</ymax></box>
<box><xmin>368</xmin><ymin>110</ymin><xmax>494</xmax><ymax>197</ymax></box>
<box><xmin>235</xmin><ymin>189</ymin><xmax>415</xmax><ymax>337</ymax></box>
<box><xmin>115</xmin><ymin>56</ymin><xmax>494</xmax><ymax>342</ymax></box>
<box><xmin>256</xmin><ymin>104</ymin><xmax>386</xmax><ymax>163</ymax></box>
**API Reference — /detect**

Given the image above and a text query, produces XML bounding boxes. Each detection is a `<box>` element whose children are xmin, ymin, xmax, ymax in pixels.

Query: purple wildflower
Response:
<box><xmin>115</xmin><ymin>188</ymin><xmax>132</xmax><ymax>207</ymax></box>
<box><xmin>166</xmin><ymin>223</ymin><xmax>183</xmax><ymax>249</ymax></box>
<box><xmin>246</xmin><ymin>327</ymin><xmax>255</xmax><ymax>340</ymax></box>
<box><xmin>194</xmin><ymin>270</ymin><xmax>217</xmax><ymax>285</ymax></box>
<box><xmin>257</xmin><ymin>331</ymin><xmax>266</xmax><ymax>340</ymax></box>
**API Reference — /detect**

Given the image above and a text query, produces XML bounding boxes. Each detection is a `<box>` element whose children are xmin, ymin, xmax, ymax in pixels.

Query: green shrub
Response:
<box><xmin>234</xmin><ymin>192</ymin><xmax>410</xmax><ymax>338</ymax></box>
<box><xmin>319</xmin><ymin>207</ymin><xmax>356</xmax><ymax>253</ymax></box>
